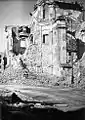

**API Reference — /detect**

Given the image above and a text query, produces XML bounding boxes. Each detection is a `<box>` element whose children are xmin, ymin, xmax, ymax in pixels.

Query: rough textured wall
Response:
<box><xmin>30</xmin><ymin>1</ymin><xmax>85</xmax><ymax>86</ymax></box>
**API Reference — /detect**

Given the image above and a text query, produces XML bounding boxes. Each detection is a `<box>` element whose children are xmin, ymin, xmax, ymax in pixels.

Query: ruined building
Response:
<box><xmin>5</xmin><ymin>25</ymin><xmax>31</xmax><ymax>68</ymax></box>
<box><xmin>29</xmin><ymin>0</ymin><xmax>85</xmax><ymax>84</ymax></box>
<box><xmin>5</xmin><ymin>0</ymin><xmax>85</xmax><ymax>85</ymax></box>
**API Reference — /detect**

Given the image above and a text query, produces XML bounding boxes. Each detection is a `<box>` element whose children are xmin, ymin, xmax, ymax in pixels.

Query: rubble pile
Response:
<box><xmin>0</xmin><ymin>61</ymin><xmax>85</xmax><ymax>88</ymax></box>
<box><xmin>0</xmin><ymin>65</ymin><xmax>62</xmax><ymax>87</ymax></box>
<box><xmin>0</xmin><ymin>66</ymin><xmax>24</xmax><ymax>85</ymax></box>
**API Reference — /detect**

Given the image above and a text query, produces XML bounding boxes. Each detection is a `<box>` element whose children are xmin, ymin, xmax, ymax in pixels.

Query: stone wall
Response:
<box><xmin>30</xmin><ymin>0</ymin><xmax>84</xmax><ymax>85</ymax></box>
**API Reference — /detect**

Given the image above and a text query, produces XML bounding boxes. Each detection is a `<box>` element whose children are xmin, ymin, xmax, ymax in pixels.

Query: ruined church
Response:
<box><xmin>30</xmin><ymin>0</ymin><xmax>85</xmax><ymax>84</ymax></box>
<box><xmin>5</xmin><ymin>0</ymin><xmax>85</xmax><ymax>85</ymax></box>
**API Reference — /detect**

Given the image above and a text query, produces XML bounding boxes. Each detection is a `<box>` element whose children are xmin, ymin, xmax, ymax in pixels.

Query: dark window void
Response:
<box><xmin>0</xmin><ymin>55</ymin><xmax>1</xmax><ymax>63</ymax></box>
<box><xmin>43</xmin><ymin>4</ymin><xmax>49</xmax><ymax>19</ymax></box>
<box><xmin>30</xmin><ymin>34</ymin><xmax>33</xmax><ymax>43</ymax></box>
<box><xmin>31</xmin><ymin>35</ymin><xmax>33</xmax><ymax>43</ymax></box>
<box><xmin>43</xmin><ymin>34</ymin><xmax>48</xmax><ymax>44</ymax></box>
<box><xmin>12</xmin><ymin>27</ymin><xmax>17</xmax><ymax>38</ymax></box>
<box><xmin>43</xmin><ymin>9</ymin><xmax>45</xmax><ymax>19</ymax></box>
<box><xmin>18</xmin><ymin>27</ymin><xmax>30</xmax><ymax>34</ymax></box>
<box><xmin>43</xmin><ymin>34</ymin><xmax>45</xmax><ymax>43</ymax></box>
<box><xmin>3</xmin><ymin>56</ymin><xmax>7</xmax><ymax>70</ymax></box>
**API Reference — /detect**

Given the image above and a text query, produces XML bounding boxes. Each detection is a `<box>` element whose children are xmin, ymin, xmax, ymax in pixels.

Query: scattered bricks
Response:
<box><xmin>0</xmin><ymin>59</ymin><xmax>85</xmax><ymax>88</ymax></box>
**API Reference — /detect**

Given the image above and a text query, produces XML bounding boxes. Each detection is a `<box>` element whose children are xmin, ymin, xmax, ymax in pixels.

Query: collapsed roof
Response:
<box><xmin>34</xmin><ymin>0</ymin><xmax>83</xmax><ymax>11</ymax></box>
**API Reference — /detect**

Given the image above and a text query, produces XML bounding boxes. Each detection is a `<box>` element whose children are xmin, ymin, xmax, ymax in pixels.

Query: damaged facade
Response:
<box><xmin>5</xmin><ymin>25</ymin><xmax>31</xmax><ymax>68</ymax></box>
<box><xmin>5</xmin><ymin>0</ymin><xmax>85</xmax><ymax>85</ymax></box>
<box><xmin>30</xmin><ymin>0</ymin><xmax>85</xmax><ymax>84</ymax></box>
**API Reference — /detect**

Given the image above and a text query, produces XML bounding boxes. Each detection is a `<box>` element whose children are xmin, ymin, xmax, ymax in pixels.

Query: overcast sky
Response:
<box><xmin>0</xmin><ymin>0</ymin><xmax>85</xmax><ymax>52</ymax></box>
<box><xmin>0</xmin><ymin>0</ymin><xmax>36</xmax><ymax>52</ymax></box>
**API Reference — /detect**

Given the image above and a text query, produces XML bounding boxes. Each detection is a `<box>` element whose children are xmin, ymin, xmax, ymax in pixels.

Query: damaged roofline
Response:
<box><xmin>34</xmin><ymin>0</ymin><xmax>83</xmax><ymax>11</ymax></box>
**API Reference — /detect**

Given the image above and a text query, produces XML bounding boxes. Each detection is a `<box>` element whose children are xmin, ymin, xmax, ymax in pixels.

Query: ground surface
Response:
<box><xmin>0</xmin><ymin>84</ymin><xmax>85</xmax><ymax>112</ymax></box>
<box><xmin>0</xmin><ymin>66</ymin><xmax>85</xmax><ymax>113</ymax></box>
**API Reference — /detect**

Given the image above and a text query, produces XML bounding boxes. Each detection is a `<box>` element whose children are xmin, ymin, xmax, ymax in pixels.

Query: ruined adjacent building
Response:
<box><xmin>5</xmin><ymin>25</ymin><xmax>31</xmax><ymax>68</ymax></box>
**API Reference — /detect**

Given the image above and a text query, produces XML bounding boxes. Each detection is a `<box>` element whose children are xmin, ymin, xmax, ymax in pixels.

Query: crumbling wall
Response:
<box><xmin>24</xmin><ymin>44</ymin><xmax>42</xmax><ymax>73</ymax></box>
<box><xmin>30</xmin><ymin>1</ymin><xmax>82</xmax><ymax>85</ymax></box>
